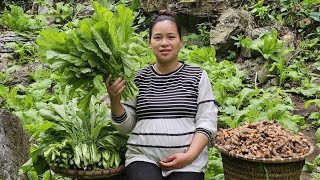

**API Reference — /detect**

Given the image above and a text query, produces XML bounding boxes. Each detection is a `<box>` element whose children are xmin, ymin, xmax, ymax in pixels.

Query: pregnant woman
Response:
<box><xmin>105</xmin><ymin>9</ymin><xmax>218</xmax><ymax>180</ymax></box>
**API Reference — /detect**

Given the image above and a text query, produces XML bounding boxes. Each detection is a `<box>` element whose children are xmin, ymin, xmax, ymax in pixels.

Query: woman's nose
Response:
<box><xmin>160</xmin><ymin>38</ymin><xmax>169</xmax><ymax>46</ymax></box>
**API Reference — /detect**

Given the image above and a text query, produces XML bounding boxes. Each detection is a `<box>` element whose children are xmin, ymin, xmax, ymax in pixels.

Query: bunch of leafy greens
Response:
<box><xmin>23</xmin><ymin>86</ymin><xmax>128</xmax><ymax>173</ymax></box>
<box><xmin>37</xmin><ymin>2</ymin><xmax>145</xmax><ymax>101</ymax></box>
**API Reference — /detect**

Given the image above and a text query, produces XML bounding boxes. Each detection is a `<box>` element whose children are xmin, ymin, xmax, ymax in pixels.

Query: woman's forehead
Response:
<box><xmin>152</xmin><ymin>20</ymin><xmax>178</xmax><ymax>33</ymax></box>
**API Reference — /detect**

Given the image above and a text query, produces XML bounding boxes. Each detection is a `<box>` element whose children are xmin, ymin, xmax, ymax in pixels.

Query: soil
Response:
<box><xmin>289</xmin><ymin>93</ymin><xmax>320</xmax><ymax>180</ymax></box>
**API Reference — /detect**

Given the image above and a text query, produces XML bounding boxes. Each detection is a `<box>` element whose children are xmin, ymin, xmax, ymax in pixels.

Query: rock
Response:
<box><xmin>270</xmin><ymin>77</ymin><xmax>279</xmax><ymax>86</ymax></box>
<box><xmin>210</xmin><ymin>8</ymin><xmax>253</xmax><ymax>56</ymax></box>
<box><xmin>0</xmin><ymin>53</ymin><xmax>15</xmax><ymax>73</ymax></box>
<box><xmin>140</xmin><ymin>0</ymin><xmax>241</xmax><ymax>17</ymax></box>
<box><xmin>3</xmin><ymin>61</ymin><xmax>47</xmax><ymax>87</ymax></box>
<box><xmin>257</xmin><ymin>61</ymin><xmax>270</xmax><ymax>84</ymax></box>
<box><xmin>238</xmin><ymin>56</ymin><xmax>270</xmax><ymax>85</ymax></box>
<box><xmin>79</xmin><ymin>3</ymin><xmax>95</xmax><ymax>17</ymax></box>
<box><xmin>38</xmin><ymin>0</ymin><xmax>53</xmax><ymax>14</ymax></box>
<box><xmin>177</xmin><ymin>0</ymin><xmax>229</xmax><ymax>17</ymax></box>
<box><xmin>0</xmin><ymin>109</ymin><xmax>30</xmax><ymax>180</ymax></box>
<box><xmin>0</xmin><ymin>31</ymin><xmax>36</xmax><ymax>54</ymax></box>
<box><xmin>280</xmin><ymin>32</ymin><xmax>295</xmax><ymax>61</ymax></box>
<box><xmin>245</xmin><ymin>26</ymin><xmax>273</xmax><ymax>40</ymax></box>
<box><xmin>140</xmin><ymin>0</ymin><xmax>171</xmax><ymax>12</ymax></box>
<box><xmin>0</xmin><ymin>31</ymin><xmax>23</xmax><ymax>53</ymax></box>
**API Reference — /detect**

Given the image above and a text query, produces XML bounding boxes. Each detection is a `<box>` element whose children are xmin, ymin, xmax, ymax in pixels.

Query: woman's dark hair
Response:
<box><xmin>149</xmin><ymin>9</ymin><xmax>182</xmax><ymax>40</ymax></box>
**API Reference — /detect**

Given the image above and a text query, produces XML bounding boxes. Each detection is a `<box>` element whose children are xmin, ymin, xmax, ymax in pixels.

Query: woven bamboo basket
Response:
<box><xmin>213</xmin><ymin>141</ymin><xmax>314</xmax><ymax>180</ymax></box>
<box><xmin>52</xmin><ymin>165</ymin><xmax>125</xmax><ymax>179</ymax></box>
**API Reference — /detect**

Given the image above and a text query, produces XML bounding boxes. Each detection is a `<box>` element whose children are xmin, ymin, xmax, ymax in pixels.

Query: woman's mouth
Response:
<box><xmin>160</xmin><ymin>49</ymin><xmax>171</xmax><ymax>55</ymax></box>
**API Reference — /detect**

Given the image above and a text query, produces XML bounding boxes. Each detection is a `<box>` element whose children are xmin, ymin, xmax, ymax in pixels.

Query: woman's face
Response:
<box><xmin>150</xmin><ymin>20</ymin><xmax>183</xmax><ymax>64</ymax></box>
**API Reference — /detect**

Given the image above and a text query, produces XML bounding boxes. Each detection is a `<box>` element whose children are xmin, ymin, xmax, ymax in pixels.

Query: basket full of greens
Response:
<box><xmin>27</xmin><ymin>87</ymin><xmax>128</xmax><ymax>179</ymax></box>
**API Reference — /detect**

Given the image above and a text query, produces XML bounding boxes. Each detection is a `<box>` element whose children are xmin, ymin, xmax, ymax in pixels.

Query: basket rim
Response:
<box><xmin>51</xmin><ymin>165</ymin><xmax>125</xmax><ymax>178</ymax></box>
<box><xmin>212</xmin><ymin>139</ymin><xmax>314</xmax><ymax>163</ymax></box>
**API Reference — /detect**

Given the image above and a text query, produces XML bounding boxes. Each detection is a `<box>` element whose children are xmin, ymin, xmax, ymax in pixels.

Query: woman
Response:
<box><xmin>105</xmin><ymin>10</ymin><xmax>218</xmax><ymax>180</ymax></box>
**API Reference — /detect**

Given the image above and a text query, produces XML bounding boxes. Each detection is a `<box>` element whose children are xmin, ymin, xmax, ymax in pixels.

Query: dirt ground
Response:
<box><xmin>289</xmin><ymin>93</ymin><xmax>320</xmax><ymax>180</ymax></box>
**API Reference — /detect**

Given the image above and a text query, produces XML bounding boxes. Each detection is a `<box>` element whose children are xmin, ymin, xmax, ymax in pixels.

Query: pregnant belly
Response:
<box><xmin>127</xmin><ymin>119</ymin><xmax>195</xmax><ymax>161</ymax></box>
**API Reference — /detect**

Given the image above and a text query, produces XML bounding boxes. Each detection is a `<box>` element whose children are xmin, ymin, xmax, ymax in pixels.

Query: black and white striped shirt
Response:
<box><xmin>111</xmin><ymin>63</ymin><xmax>218</xmax><ymax>176</ymax></box>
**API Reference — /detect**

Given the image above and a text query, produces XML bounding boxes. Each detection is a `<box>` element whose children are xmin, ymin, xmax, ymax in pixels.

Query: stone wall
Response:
<box><xmin>0</xmin><ymin>110</ymin><xmax>30</xmax><ymax>180</ymax></box>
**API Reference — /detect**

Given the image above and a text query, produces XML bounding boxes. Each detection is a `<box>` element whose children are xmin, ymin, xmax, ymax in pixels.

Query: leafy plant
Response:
<box><xmin>238</xmin><ymin>29</ymin><xmax>284</xmax><ymax>60</ymax></box>
<box><xmin>183</xmin><ymin>23</ymin><xmax>211</xmax><ymax>47</ymax></box>
<box><xmin>250</xmin><ymin>0</ymin><xmax>270</xmax><ymax>20</ymax></box>
<box><xmin>4</xmin><ymin>40</ymin><xmax>38</xmax><ymax>64</ymax></box>
<box><xmin>48</xmin><ymin>2</ymin><xmax>74</xmax><ymax>23</ymax></box>
<box><xmin>0</xmin><ymin>66</ymin><xmax>20</xmax><ymax>85</ymax></box>
<box><xmin>310</xmin><ymin>172</ymin><xmax>320</xmax><ymax>180</ymax></box>
<box><xmin>235</xmin><ymin>29</ymin><xmax>298</xmax><ymax>86</ymax></box>
<box><xmin>37</xmin><ymin>2</ymin><xmax>149</xmax><ymax>102</ymax></box>
<box><xmin>305</xmin><ymin>99</ymin><xmax>320</xmax><ymax>127</ymax></box>
<box><xmin>1</xmin><ymin>5</ymin><xmax>46</xmax><ymax>32</ymax></box>
<box><xmin>286</xmin><ymin>77</ymin><xmax>320</xmax><ymax>98</ymax></box>
<box><xmin>205</xmin><ymin>148</ymin><xmax>224</xmax><ymax>180</ymax></box>
<box><xmin>23</xmin><ymin>87</ymin><xmax>128</xmax><ymax>174</ymax></box>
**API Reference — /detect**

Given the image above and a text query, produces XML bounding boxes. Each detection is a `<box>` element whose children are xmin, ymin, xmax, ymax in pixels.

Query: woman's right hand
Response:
<box><xmin>105</xmin><ymin>75</ymin><xmax>126</xmax><ymax>102</ymax></box>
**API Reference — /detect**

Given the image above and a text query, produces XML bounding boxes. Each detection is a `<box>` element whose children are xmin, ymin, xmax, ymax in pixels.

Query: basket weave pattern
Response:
<box><xmin>213</xmin><ymin>140</ymin><xmax>314</xmax><ymax>180</ymax></box>
<box><xmin>52</xmin><ymin>165</ymin><xmax>125</xmax><ymax>179</ymax></box>
<box><xmin>221</xmin><ymin>153</ymin><xmax>305</xmax><ymax>180</ymax></box>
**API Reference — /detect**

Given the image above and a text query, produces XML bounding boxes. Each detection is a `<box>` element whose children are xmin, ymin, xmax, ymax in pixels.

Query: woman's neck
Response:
<box><xmin>154</xmin><ymin>61</ymin><xmax>182</xmax><ymax>75</ymax></box>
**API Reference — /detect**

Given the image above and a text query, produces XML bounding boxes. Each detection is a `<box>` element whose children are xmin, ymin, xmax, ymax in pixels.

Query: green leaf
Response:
<box><xmin>37</xmin><ymin>28</ymin><xmax>69</xmax><ymax>54</ymax></box>
<box><xmin>279</xmin><ymin>118</ymin><xmax>299</xmax><ymax>133</ymax></box>
<box><xmin>316</xmin><ymin>128</ymin><xmax>320</xmax><ymax>143</ymax></box>
<box><xmin>30</xmin><ymin>122</ymin><xmax>54</xmax><ymax>140</ymax></box>
<box><xmin>301</xmin><ymin>0</ymin><xmax>320</xmax><ymax>5</ymax></box>
<box><xmin>92</xmin><ymin>1</ymin><xmax>114</xmax><ymax>22</ymax></box>
<box><xmin>39</xmin><ymin>109</ymin><xmax>63</xmax><ymax>122</ymax></box>
<box><xmin>92</xmin><ymin>22</ymin><xmax>113</xmax><ymax>56</ymax></box>
<box><xmin>303</xmin><ymin>161</ymin><xmax>315</xmax><ymax>172</ymax></box>
<box><xmin>305</xmin><ymin>99</ymin><xmax>320</xmax><ymax>108</ymax></box>
<box><xmin>42</xmin><ymin>170</ymin><xmax>52</xmax><ymax>180</ymax></box>
<box><xmin>30</xmin><ymin>146</ymin><xmax>49</xmax><ymax>174</ymax></box>
<box><xmin>26</xmin><ymin>171</ymin><xmax>39</xmax><ymax>180</ymax></box>
<box><xmin>20</xmin><ymin>158</ymin><xmax>33</xmax><ymax>172</ymax></box>
<box><xmin>236</xmin><ymin>88</ymin><xmax>259</xmax><ymax>109</ymax></box>
<box><xmin>93</xmin><ymin>75</ymin><xmax>106</xmax><ymax>92</ymax></box>
<box><xmin>46</xmin><ymin>50</ymin><xmax>87</xmax><ymax>68</ymax></box>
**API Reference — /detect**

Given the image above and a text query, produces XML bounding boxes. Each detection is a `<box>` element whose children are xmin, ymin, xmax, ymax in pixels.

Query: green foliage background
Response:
<box><xmin>0</xmin><ymin>0</ymin><xmax>319</xmax><ymax>179</ymax></box>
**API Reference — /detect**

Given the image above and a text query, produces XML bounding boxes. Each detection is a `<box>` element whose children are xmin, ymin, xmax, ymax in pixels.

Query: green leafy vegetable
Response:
<box><xmin>37</xmin><ymin>2</ymin><xmax>145</xmax><ymax>101</ymax></box>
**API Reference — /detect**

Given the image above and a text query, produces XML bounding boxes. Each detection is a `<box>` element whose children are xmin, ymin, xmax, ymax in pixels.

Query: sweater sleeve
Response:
<box><xmin>195</xmin><ymin>70</ymin><xmax>218</xmax><ymax>140</ymax></box>
<box><xmin>111</xmin><ymin>98</ymin><xmax>137</xmax><ymax>134</ymax></box>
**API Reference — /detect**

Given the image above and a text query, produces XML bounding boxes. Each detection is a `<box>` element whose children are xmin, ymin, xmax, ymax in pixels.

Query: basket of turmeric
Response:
<box><xmin>212</xmin><ymin>121</ymin><xmax>314</xmax><ymax>180</ymax></box>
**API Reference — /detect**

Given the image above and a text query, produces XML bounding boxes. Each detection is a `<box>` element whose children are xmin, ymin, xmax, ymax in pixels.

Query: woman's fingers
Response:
<box><xmin>110</xmin><ymin>77</ymin><xmax>123</xmax><ymax>89</ymax></box>
<box><xmin>105</xmin><ymin>74</ymin><xmax>112</xmax><ymax>88</ymax></box>
<box><xmin>106</xmin><ymin>75</ymin><xmax>126</xmax><ymax>96</ymax></box>
<box><xmin>113</xmin><ymin>79</ymin><xmax>126</xmax><ymax>93</ymax></box>
<box><xmin>159</xmin><ymin>160</ymin><xmax>176</xmax><ymax>170</ymax></box>
<box><xmin>116</xmin><ymin>84</ymin><xmax>126</xmax><ymax>95</ymax></box>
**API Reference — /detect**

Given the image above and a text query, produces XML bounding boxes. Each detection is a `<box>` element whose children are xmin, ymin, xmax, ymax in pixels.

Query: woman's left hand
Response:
<box><xmin>158</xmin><ymin>152</ymin><xmax>195</xmax><ymax>170</ymax></box>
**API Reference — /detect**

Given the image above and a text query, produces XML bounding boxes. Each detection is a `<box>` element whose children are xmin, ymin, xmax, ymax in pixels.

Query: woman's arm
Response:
<box><xmin>159</xmin><ymin>132</ymin><xmax>208</xmax><ymax>170</ymax></box>
<box><xmin>106</xmin><ymin>75</ymin><xmax>137</xmax><ymax>134</ymax></box>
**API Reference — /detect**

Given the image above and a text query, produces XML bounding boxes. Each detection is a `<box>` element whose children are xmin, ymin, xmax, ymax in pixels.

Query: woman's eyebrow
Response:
<box><xmin>152</xmin><ymin>32</ymin><xmax>163</xmax><ymax>36</ymax></box>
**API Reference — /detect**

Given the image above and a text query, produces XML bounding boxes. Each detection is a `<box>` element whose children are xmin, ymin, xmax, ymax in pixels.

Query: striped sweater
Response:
<box><xmin>111</xmin><ymin>63</ymin><xmax>218</xmax><ymax>176</ymax></box>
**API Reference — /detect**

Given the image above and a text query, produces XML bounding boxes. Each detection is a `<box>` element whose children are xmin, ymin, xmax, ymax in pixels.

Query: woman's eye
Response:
<box><xmin>154</xmin><ymin>37</ymin><xmax>161</xmax><ymax>40</ymax></box>
<box><xmin>169</xmin><ymin>36</ymin><xmax>175</xmax><ymax>39</ymax></box>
